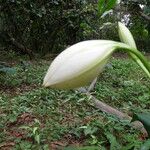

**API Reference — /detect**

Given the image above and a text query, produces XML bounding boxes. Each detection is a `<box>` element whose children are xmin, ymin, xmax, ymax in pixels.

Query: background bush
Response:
<box><xmin>0</xmin><ymin>0</ymin><xmax>150</xmax><ymax>56</ymax></box>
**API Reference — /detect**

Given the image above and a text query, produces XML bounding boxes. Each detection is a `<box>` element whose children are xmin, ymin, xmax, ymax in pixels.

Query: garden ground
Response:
<box><xmin>0</xmin><ymin>51</ymin><xmax>150</xmax><ymax>150</ymax></box>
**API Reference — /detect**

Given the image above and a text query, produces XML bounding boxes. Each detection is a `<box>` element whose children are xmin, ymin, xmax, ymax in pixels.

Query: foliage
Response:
<box><xmin>1</xmin><ymin>0</ymin><xmax>149</xmax><ymax>55</ymax></box>
<box><xmin>64</xmin><ymin>146</ymin><xmax>100</xmax><ymax>150</ymax></box>
<box><xmin>0</xmin><ymin>53</ymin><xmax>149</xmax><ymax>149</ymax></box>
<box><xmin>120</xmin><ymin>0</ymin><xmax>150</xmax><ymax>52</ymax></box>
<box><xmin>0</xmin><ymin>0</ymin><xmax>99</xmax><ymax>54</ymax></box>
<box><xmin>98</xmin><ymin>0</ymin><xmax>117</xmax><ymax>15</ymax></box>
<box><xmin>95</xmin><ymin>58</ymin><xmax>150</xmax><ymax>110</ymax></box>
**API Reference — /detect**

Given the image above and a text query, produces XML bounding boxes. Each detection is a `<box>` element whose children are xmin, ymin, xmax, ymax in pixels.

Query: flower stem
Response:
<box><xmin>116</xmin><ymin>43</ymin><xmax>150</xmax><ymax>78</ymax></box>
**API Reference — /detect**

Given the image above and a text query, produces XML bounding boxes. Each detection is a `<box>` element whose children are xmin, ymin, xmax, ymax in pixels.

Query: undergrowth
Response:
<box><xmin>0</xmin><ymin>53</ymin><xmax>149</xmax><ymax>149</ymax></box>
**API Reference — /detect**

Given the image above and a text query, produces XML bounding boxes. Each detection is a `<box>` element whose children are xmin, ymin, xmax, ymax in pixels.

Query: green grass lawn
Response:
<box><xmin>0</xmin><ymin>53</ymin><xmax>150</xmax><ymax>150</ymax></box>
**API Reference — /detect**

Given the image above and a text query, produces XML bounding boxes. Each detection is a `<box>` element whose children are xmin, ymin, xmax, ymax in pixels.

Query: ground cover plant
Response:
<box><xmin>0</xmin><ymin>50</ymin><xmax>149</xmax><ymax>149</ymax></box>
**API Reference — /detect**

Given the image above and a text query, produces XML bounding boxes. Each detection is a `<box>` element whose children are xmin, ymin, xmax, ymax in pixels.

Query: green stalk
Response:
<box><xmin>129</xmin><ymin>53</ymin><xmax>150</xmax><ymax>78</ymax></box>
<box><xmin>116</xmin><ymin>43</ymin><xmax>150</xmax><ymax>78</ymax></box>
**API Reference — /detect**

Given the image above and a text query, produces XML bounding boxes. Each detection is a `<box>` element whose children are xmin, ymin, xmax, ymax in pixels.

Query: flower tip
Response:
<box><xmin>42</xmin><ymin>79</ymin><xmax>51</xmax><ymax>88</ymax></box>
<box><xmin>118</xmin><ymin>21</ymin><xmax>122</xmax><ymax>26</ymax></box>
<box><xmin>42</xmin><ymin>81</ymin><xmax>48</xmax><ymax>87</ymax></box>
<box><xmin>118</xmin><ymin>22</ymin><xmax>125</xmax><ymax>31</ymax></box>
<box><xmin>118</xmin><ymin>21</ymin><xmax>121</xmax><ymax>26</ymax></box>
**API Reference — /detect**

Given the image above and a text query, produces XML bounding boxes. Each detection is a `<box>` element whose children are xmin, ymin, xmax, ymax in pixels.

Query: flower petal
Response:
<box><xmin>43</xmin><ymin>40</ymin><xmax>117</xmax><ymax>89</ymax></box>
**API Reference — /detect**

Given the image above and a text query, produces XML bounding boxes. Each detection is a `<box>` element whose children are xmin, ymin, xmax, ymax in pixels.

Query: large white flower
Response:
<box><xmin>43</xmin><ymin>23</ymin><xmax>150</xmax><ymax>89</ymax></box>
<box><xmin>43</xmin><ymin>40</ymin><xmax>119</xmax><ymax>89</ymax></box>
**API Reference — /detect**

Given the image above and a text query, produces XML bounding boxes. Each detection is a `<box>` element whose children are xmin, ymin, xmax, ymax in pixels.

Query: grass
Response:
<box><xmin>0</xmin><ymin>52</ymin><xmax>150</xmax><ymax>149</ymax></box>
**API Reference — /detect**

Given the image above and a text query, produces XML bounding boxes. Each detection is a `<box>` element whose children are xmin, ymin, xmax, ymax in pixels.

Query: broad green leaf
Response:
<box><xmin>105</xmin><ymin>0</ymin><xmax>117</xmax><ymax>11</ymax></box>
<box><xmin>98</xmin><ymin>0</ymin><xmax>105</xmax><ymax>14</ymax></box>
<box><xmin>132</xmin><ymin>113</ymin><xmax>150</xmax><ymax>137</ymax></box>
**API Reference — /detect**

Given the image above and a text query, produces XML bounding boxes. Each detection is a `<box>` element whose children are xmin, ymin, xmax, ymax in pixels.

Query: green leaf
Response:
<box><xmin>35</xmin><ymin>134</ymin><xmax>40</xmax><ymax>144</ymax></box>
<box><xmin>84</xmin><ymin>126</ymin><xmax>98</xmax><ymax>136</ymax></box>
<box><xmin>0</xmin><ymin>66</ymin><xmax>16</xmax><ymax>75</ymax></box>
<box><xmin>33</xmin><ymin>127</ymin><xmax>38</xmax><ymax>135</ymax></box>
<box><xmin>143</xmin><ymin>29</ymin><xmax>149</xmax><ymax>37</ymax></box>
<box><xmin>98</xmin><ymin>0</ymin><xmax>105</xmax><ymax>14</ymax></box>
<box><xmin>98</xmin><ymin>0</ymin><xmax>117</xmax><ymax>15</ymax></box>
<box><xmin>140</xmin><ymin>139</ymin><xmax>150</xmax><ymax>150</ymax></box>
<box><xmin>132</xmin><ymin>113</ymin><xmax>150</xmax><ymax>137</ymax></box>
<box><xmin>105</xmin><ymin>0</ymin><xmax>117</xmax><ymax>11</ymax></box>
<box><xmin>105</xmin><ymin>132</ymin><xmax>121</xmax><ymax>150</ymax></box>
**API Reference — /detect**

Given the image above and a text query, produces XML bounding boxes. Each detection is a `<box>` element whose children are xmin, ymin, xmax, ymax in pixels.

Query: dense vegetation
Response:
<box><xmin>0</xmin><ymin>52</ymin><xmax>149</xmax><ymax>149</ymax></box>
<box><xmin>0</xmin><ymin>0</ymin><xmax>150</xmax><ymax>56</ymax></box>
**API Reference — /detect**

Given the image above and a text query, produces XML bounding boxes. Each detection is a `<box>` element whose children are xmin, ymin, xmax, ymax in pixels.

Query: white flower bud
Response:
<box><xmin>43</xmin><ymin>40</ymin><xmax>117</xmax><ymax>89</ymax></box>
<box><xmin>118</xmin><ymin>22</ymin><xmax>137</xmax><ymax>49</ymax></box>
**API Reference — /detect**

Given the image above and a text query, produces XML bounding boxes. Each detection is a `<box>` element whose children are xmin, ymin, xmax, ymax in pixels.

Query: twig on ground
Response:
<box><xmin>79</xmin><ymin>89</ymin><xmax>148</xmax><ymax>136</ymax></box>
